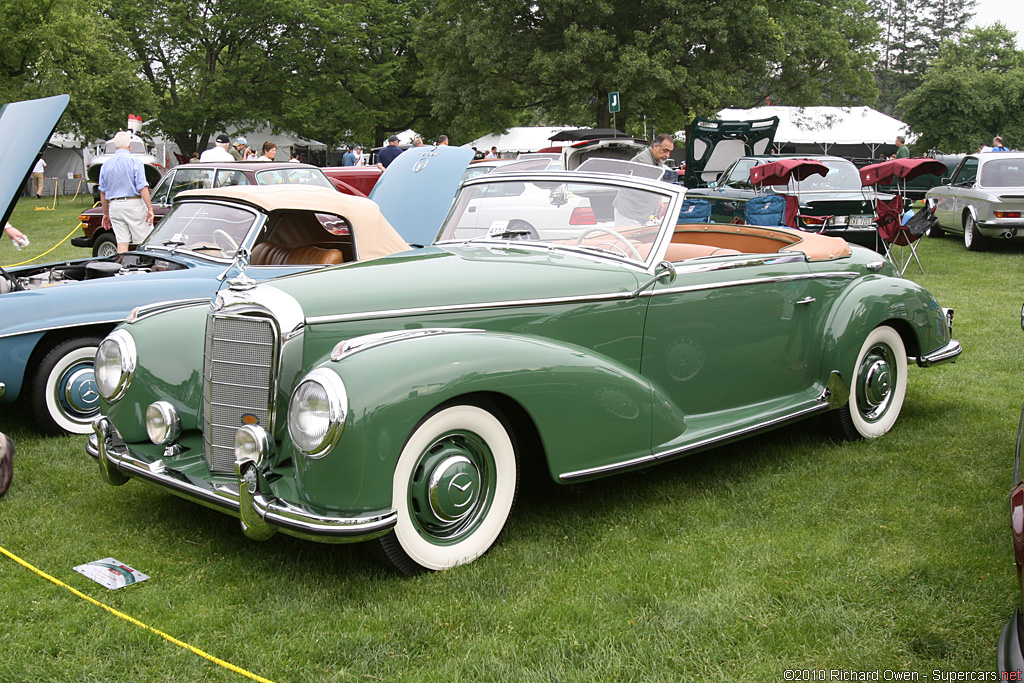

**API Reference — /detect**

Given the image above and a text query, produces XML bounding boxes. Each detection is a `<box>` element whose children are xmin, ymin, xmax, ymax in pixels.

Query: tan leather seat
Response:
<box><xmin>251</xmin><ymin>241</ymin><xmax>344</xmax><ymax>266</ymax></box>
<box><xmin>664</xmin><ymin>243</ymin><xmax>741</xmax><ymax>261</ymax></box>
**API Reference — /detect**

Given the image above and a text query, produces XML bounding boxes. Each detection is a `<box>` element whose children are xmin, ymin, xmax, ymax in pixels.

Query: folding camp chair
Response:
<box><xmin>859</xmin><ymin>157</ymin><xmax>947</xmax><ymax>275</ymax></box>
<box><xmin>678</xmin><ymin>198</ymin><xmax>712</xmax><ymax>224</ymax></box>
<box><xmin>875</xmin><ymin>194</ymin><xmax>924</xmax><ymax>275</ymax></box>
<box><xmin>744</xmin><ymin>194</ymin><xmax>791</xmax><ymax>227</ymax></box>
<box><xmin>747</xmin><ymin>159</ymin><xmax>828</xmax><ymax>230</ymax></box>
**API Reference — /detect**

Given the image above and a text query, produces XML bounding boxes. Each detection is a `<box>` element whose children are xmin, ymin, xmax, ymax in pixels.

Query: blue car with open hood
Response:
<box><xmin>0</xmin><ymin>95</ymin><xmax>472</xmax><ymax>434</ymax></box>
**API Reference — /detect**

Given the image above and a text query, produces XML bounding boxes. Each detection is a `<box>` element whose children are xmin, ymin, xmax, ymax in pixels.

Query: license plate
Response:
<box><xmin>849</xmin><ymin>215</ymin><xmax>874</xmax><ymax>227</ymax></box>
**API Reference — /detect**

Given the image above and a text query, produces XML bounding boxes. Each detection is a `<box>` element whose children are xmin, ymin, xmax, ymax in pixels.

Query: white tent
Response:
<box><xmin>716</xmin><ymin>106</ymin><xmax>914</xmax><ymax>160</ymax></box>
<box><xmin>465</xmin><ymin>127</ymin><xmax>573</xmax><ymax>156</ymax></box>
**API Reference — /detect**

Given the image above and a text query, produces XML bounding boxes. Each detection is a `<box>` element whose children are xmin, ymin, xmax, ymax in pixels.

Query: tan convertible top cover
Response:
<box><xmin>177</xmin><ymin>185</ymin><xmax>412</xmax><ymax>261</ymax></box>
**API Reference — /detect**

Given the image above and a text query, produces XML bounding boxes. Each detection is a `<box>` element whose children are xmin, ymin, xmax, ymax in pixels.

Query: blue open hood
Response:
<box><xmin>369</xmin><ymin>144</ymin><xmax>474</xmax><ymax>246</ymax></box>
<box><xmin>0</xmin><ymin>95</ymin><xmax>70</xmax><ymax>228</ymax></box>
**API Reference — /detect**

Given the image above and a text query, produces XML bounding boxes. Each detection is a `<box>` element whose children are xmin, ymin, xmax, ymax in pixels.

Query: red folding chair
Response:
<box><xmin>860</xmin><ymin>158</ymin><xmax>945</xmax><ymax>276</ymax></box>
<box><xmin>874</xmin><ymin>195</ymin><xmax>924</xmax><ymax>275</ymax></box>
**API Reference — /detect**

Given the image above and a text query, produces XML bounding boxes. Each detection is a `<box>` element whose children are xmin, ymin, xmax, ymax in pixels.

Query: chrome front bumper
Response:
<box><xmin>88</xmin><ymin>417</ymin><xmax>397</xmax><ymax>543</ymax></box>
<box><xmin>915</xmin><ymin>339</ymin><xmax>962</xmax><ymax>368</ymax></box>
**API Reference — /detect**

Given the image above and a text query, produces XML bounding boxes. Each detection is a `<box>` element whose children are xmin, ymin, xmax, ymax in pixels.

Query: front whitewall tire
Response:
<box><xmin>383</xmin><ymin>403</ymin><xmax>518</xmax><ymax>573</ymax></box>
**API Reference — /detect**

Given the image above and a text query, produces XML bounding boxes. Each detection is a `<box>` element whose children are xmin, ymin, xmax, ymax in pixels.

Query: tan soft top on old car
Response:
<box><xmin>177</xmin><ymin>185</ymin><xmax>411</xmax><ymax>261</ymax></box>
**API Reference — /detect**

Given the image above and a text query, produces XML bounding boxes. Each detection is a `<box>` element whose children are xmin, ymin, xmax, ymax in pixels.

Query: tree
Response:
<box><xmin>103</xmin><ymin>0</ymin><xmax>434</xmax><ymax>154</ymax></box>
<box><xmin>899</xmin><ymin>24</ymin><xmax>1024</xmax><ymax>152</ymax></box>
<box><xmin>0</xmin><ymin>0</ymin><xmax>153</xmax><ymax>141</ymax></box>
<box><xmin>415</xmin><ymin>0</ymin><xmax>879</xmax><ymax>143</ymax></box>
<box><xmin>868</xmin><ymin>0</ymin><xmax>976</xmax><ymax>116</ymax></box>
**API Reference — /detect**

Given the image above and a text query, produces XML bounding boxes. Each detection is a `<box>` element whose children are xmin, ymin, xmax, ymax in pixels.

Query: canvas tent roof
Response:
<box><xmin>465</xmin><ymin>127</ymin><xmax>573</xmax><ymax>154</ymax></box>
<box><xmin>714</xmin><ymin>106</ymin><xmax>914</xmax><ymax>158</ymax></box>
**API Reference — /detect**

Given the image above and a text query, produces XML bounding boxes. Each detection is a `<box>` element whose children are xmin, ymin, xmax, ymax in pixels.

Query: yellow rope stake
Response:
<box><xmin>0</xmin><ymin>545</ymin><xmax>280</xmax><ymax>683</ymax></box>
<box><xmin>34</xmin><ymin>183</ymin><xmax>59</xmax><ymax>211</ymax></box>
<box><xmin>2</xmin><ymin>223</ymin><xmax>83</xmax><ymax>268</ymax></box>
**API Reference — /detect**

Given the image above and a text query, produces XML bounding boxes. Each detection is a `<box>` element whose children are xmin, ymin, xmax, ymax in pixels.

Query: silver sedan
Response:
<box><xmin>926</xmin><ymin>152</ymin><xmax>1024</xmax><ymax>251</ymax></box>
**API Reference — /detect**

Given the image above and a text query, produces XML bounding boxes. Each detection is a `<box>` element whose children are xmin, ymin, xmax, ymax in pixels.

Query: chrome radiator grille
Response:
<box><xmin>203</xmin><ymin>314</ymin><xmax>278</xmax><ymax>472</ymax></box>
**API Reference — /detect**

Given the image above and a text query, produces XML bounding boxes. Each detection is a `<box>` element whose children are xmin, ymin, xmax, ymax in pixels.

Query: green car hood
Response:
<box><xmin>262</xmin><ymin>245</ymin><xmax>643</xmax><ymax>322</ymax></box>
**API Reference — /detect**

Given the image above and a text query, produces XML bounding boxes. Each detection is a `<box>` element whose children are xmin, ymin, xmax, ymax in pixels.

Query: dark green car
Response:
<box><xmin>89</xmin><ymin>168</ymin><xmax>961</xmax><ymax>574</ymax></box>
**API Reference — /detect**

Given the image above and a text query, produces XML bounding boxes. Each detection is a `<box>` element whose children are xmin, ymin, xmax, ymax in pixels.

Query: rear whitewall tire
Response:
<box><xmin>831</xmin><ymin>325</ymin><xmax>907</xmax><ymax>440</ymax></box>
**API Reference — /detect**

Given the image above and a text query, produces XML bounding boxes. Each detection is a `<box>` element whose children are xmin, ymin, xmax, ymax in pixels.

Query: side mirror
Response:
<box><xmin>707</xmin><ymin>181</ymin><xmax>717</xmax><ymax>189</ymax></box>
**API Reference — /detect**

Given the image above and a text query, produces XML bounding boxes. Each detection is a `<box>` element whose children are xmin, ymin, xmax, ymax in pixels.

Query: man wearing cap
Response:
<box><xmin>230</xmin><ymin>136</ymin><xmax>248</xmax><ymax>161</ymax></box>
<box><xmin>200</xmin><ymin>134</ymin><xmax>234</xmax><ymax>162</ymax></box>
<box><xmin>99</xmin><ymin>131</ymin><xmax>155</xmax><ymax>253</ymax></box>
<box><xmin>376</xmin><ymin>135</ymin><xmax>404</xmax><ymax>170</ymax></box>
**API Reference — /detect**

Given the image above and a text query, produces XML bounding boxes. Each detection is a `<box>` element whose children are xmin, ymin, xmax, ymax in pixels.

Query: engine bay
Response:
<box><xmin>0</xmin><ymin>253</ymin><xmax>187</xmax><ymax>294</ymax></box>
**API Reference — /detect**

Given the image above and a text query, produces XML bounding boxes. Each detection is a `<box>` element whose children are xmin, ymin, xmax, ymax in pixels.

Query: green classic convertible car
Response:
<box><xmin>89</xmin><ymin>168</ymin><xmax>961</xmax><ymax>574</ymax></box>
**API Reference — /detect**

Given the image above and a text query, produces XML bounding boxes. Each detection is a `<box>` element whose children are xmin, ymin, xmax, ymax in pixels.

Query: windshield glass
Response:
<box><xmin>143</xmin><ymin>201</ymin><xmax>258</xmax><ymax>256</ymax></box>
<box><xmin>254</xmin><ymin>167</ymin><xmax>333</xmax><ymax>188</ymax></box>
<box><xmin>980</xmin><ymin>158</ymin><xmax>1024</xmax><ymax>187</ymax></box>
<box><xmin>779</xmin><ymin>159</ymin><xmax>860</xmax><ymax>192</ymax></box>
<box><xmin>438</xmin><ymin>179</ymin><xmax>672</xmax><ymax>263</ymax></box>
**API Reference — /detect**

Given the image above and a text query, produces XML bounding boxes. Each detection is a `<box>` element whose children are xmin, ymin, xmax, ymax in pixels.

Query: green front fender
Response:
<box><xmin>819</xmin><ymin>274</ymin><xmax>949</xmax><ymax>381</ymax></box>
<box><xmin>102</xmin><ymin>303</ymin><xmax>210</xmax><ymax>443</ymax></box>
<box><xmin>293</xmin><ymin>331</ymin><xmax>660</xmax><ymax>511</ymax></box>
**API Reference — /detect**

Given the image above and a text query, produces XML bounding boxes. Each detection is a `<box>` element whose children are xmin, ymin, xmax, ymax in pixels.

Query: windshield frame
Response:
<box><xmin>139</xmin><ymin>198</ymin><xmax>264</xmax><ymax>262</ymax></box>
<box><xmin>435</xmin><ymin>170</ymin><xmax>683</xmax><ymax>270</ymax></box>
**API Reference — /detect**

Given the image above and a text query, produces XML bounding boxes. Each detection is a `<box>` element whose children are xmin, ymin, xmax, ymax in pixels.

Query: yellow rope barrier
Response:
<box><xmin>2</xmin><ymin>222</ymin><xmax>83</xmax><ymax>268</ymax></box>
<box><xmin>0</xmin><ymin>544</ymin><xmax>280</xmax><ymax>683</ymax></box>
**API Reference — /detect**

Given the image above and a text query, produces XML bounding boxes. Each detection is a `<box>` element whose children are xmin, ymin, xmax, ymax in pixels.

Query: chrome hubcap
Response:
<box><xmin>857</xmin><ymin>346</ymin><xmax>895</xmax><ymax>422</ymax></box>
<box><xmin>60</xmin><ymin>363</ymin><xmax>100</xmax><ymax>419</ymax></box>
<box><xmin>410</xmin><ymin>432</ymin><xmax>491</xmax><ymax>542</ymax></box>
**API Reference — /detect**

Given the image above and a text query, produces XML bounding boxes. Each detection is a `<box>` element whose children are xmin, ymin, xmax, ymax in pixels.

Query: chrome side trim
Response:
<box><xmin>559</xmin><ymin>400</ymin><xmax>832</xmax><ymax>482</ymax></box>
<box><xmin>331</xmin><ymin>328</ymin><xmax>484</xmax><ymax>361</ymax></box>
<box><xmin>643</xmin><ymin>271</ymin><xmax>858</xmax><ymax>298</ymax></box>
<box><xmin>126</xmin><ymin>298</ymin><xmax>211</xmax><ymax>324</ymax></box>
<box><xmin>0</xmin><ymin>318</ymin><xmax>124</xmax><ymax>341</ymax></box>
<box><xmin>914</xmin><ymin>339</ymin><xmax>962</xmax><ymax>367</ymax></box>
<box><xmin>307</xmin><ymin>291</ymin><xmax>635</xmax><ymax>325</ymax></box>
<box><xmin>90</xmin><ymin>417</ymin><xmax>396</xmax><ymax>542</ymax></box>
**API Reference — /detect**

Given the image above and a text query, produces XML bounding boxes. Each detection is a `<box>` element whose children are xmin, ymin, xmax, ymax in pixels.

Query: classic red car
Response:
<box><xmin>73</xmin><ymin>161</ymin><xmax>342</xmax><ymax>257</ymax></box>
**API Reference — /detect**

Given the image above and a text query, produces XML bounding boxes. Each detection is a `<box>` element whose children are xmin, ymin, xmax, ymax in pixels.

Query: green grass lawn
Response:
<box><xmin>0</xmin><ymin>196</ymin><xmax>1021</xmax><ymax>681</ymax></box>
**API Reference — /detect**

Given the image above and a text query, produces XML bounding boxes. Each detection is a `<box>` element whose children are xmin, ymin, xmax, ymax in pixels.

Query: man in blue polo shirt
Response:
<box><xmin>99</xmin><ymin>131</ymin><xmax>155</xmax><ymax>253</ymax></box>
<box><xmin>376</xmin><ymin>135</ymin><xmax>404</xmax><ymax>170</ymax></box>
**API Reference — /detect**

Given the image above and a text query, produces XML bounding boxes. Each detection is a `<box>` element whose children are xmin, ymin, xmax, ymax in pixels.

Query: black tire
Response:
<box><xmin>506</xmin><ymin>220</ymin><xmax>539</xmax><ymax>240</ymax></box>
<box><xmin>373</xmin><ymin>401</ymin><xmax>519</xmax><ymax>575</ymax></box>
<box><xmin>964</xmin><ymin>214</ymin><xmax>984</xmax><ymax>251</ymax></box>
<box><xmin>829</xmin><ymin>325</ymin><xmax>907</xmax><ymax>441</ymax></box>
<box><xmin>92</xmin><ymin>231</ymin><xmax>117</xmax><ymax>258</ymax></box>
<box><xmin>29</xmin><ymin>336</ymin><xmax>104</xmax><ymax>435</ymax></box>
<box><xmin>926</xmin><ymin>223</ymin><xmax>944</xmax><ymax>238</ymax></box>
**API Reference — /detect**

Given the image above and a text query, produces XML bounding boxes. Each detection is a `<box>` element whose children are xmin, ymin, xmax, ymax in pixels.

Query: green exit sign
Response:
<box><xmin>608</xmin><ymin>92</ymin><xmax>620</xmax><ymax>113</ymax></box>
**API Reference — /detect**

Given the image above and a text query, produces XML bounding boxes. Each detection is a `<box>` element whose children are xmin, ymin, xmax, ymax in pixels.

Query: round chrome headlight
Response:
<box><xmin>95</xmin><ymin>330</ymin><xmax>136</xmax><ymax>402</ymax></box>
<box><xmin>146</xmin><ymin>401</ymin><xmax>181</xmax><ymax>445</ymax></box>
<box><xmin>287</xmin><ymin>369</ymin><xmax>347</xmax><ymax>457</ymax></box>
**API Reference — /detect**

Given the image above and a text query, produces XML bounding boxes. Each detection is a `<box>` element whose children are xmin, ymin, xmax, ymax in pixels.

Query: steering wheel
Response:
<box><xmin>212</xmin><ymin>229</ymin><xmax>239</xmax><ymax>258</ymax></box>
<box><xmin>575</xmin><ymin>227</ymin><xmax>643</xmax><ymax>260</ymax></box>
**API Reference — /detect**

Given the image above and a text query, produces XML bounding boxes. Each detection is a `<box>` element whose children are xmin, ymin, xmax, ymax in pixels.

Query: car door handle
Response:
<box><xmin>795</xmin><ymin>296</ymin><xmax>816</xmax><ymax>305</ymax></box>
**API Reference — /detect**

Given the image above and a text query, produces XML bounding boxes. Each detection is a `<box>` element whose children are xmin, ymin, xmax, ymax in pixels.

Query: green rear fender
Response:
<box><xmin>293</xmin><ymin>331</ymin><xmax>661</xmax><ymax>511</ymax></box>
<box><xmin>819</xmin><ymin>275</ymin><xmax>949</xmax><ymax>382</ymax></box>
<box><xmin>102</xmin><ymin>304</ymin><xmax>210</xmax><ymax>443</ymax></box>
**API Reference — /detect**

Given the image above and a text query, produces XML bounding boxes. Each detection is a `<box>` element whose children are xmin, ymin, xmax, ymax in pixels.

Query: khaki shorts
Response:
<box><xmin>109</xmin><ymin>198</ymin><xmax>150</xmax><ymax>244</ymax></box>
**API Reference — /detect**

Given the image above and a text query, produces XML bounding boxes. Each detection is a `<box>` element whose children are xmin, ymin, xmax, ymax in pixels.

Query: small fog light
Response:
<box><xmin>235</xmin><ymin>425</ymin><xmax>271</xmax><ymax>469</ymax></box>
<box><xmin>146</xmin><ymin>401</ymin><xmax>181</xmax><ymax>445</ymax></box>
